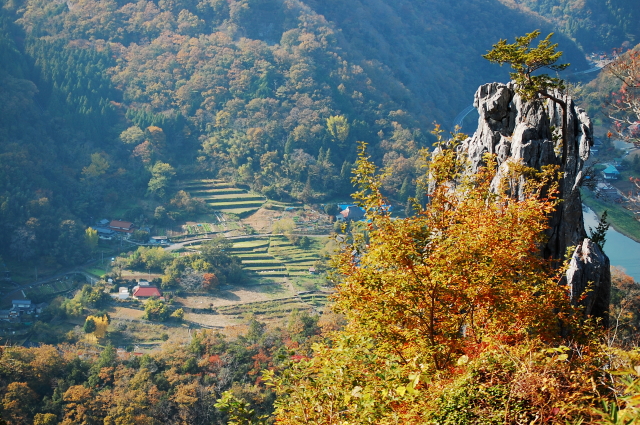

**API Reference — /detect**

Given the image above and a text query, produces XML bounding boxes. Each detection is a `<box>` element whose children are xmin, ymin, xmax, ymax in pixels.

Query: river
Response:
<box><xmin>583</xmin><ymin>206</ymin><xmax>640</xmax><ymax>282</ymax></box>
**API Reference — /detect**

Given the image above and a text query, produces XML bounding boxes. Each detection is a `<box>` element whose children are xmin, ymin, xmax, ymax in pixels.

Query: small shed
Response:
<box><xmin>118</xmin><ymin>287</ymin><xmax>130</xmax><ymax>300</ymax></box>
<box><xmin>150</xmin><ymin>236</ymin><xmax>170</xmax><ymax>244</ymax></box>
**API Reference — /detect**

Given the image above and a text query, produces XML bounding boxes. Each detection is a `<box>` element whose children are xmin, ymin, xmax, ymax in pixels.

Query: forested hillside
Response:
<box><xmin>501</xmin><ymin>0</ymin><xmax>640</xmax><ymax>51</ymax></box>
<box><xmin>0</xmin><ymin>0</ymin><xmax>587</xmax><ymax>266</ymax></box>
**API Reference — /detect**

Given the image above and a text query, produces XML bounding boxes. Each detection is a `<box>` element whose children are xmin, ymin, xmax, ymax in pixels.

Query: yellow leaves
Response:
<box><xmin>85</xmin><ymin>314</ymin><xmax>109</xmax><ymax>340</ymax></box>
<box><xmin>81</xmin><ymin>152</ymin><xmax>110</xmax><ymax>179</ymax></box>
<box><xmin>172</xmin><ymin>382</ymin><xmax>199</xmax><ymax>407</ymax></box>
<box><xmin>336</xmin><ymin>142</ymin><xmax>568</xmax><ymax>369</ymax></box>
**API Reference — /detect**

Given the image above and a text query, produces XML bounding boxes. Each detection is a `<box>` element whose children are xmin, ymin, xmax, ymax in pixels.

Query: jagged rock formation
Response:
<box><xmin>461</xmin><ymin>82</ymin><xmax>610</xmax><ymax>323</ymax></box>
<box><xmin>566</xmin><ymin>239</ymin><xmax>611</xmax><ymax>322</ymax></box>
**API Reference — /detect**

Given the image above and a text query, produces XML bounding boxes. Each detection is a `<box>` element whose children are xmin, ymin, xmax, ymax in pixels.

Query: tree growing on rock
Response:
<box><xmin>483</xmin><ymin>30</ymin><xmax>571</xmax><ymax>164</ymax></box>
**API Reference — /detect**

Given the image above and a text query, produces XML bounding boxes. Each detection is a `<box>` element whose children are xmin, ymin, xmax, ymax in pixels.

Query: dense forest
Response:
<box><xmin>0</xmin><ymin>311</ymin><xmax>329</xmax><ymax>424</ymax></box>
<box><xmin>0</xmin><ymin>0</ymin><xmax>588</xmax><ymax>266</ymax></box>
<box><xmin>503</xmin><ymin>0</ymin><xmax>640</xmax><ymax>51</ymax></box>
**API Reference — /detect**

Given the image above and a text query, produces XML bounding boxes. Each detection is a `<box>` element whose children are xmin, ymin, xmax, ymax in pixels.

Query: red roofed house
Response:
<box><xmin>132</xmin><ymin>286</ymin><xmax>162</xmax><ymax>300</ymax></box>
<box><xmin>109</xmin><ymin>220</ymin><xmax>135</xmax><ymax>233</ymax></box>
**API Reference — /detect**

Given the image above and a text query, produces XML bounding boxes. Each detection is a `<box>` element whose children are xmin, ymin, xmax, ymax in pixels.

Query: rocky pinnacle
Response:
<box><xmin>460</xmin><ymin>82</ymin><xmax>610</xmax><ymax>324</ymax></box>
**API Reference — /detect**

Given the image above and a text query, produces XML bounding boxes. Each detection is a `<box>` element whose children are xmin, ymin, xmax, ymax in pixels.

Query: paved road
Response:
<box><xmin>450</xmin><ymin>65</ymin><xmax>608</xmax><ymax>132</ymax></box>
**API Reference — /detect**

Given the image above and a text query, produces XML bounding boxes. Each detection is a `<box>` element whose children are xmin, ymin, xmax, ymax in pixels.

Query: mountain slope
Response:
<box><xmin>0</xmin><ymin>0</ymin><xmax>590</xmax><ymax>264</ymax></box>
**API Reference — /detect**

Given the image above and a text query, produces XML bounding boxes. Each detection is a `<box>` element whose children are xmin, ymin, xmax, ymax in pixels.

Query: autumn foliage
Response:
<box><xmin>265</xmin><ymin>140</ymin><xmax>615</xmax><ymax>423</ymax></box>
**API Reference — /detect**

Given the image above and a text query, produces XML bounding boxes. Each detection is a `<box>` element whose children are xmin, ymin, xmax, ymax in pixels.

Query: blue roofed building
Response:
<box><xmin>602</xmin><ymin>165</ymin><xmax>621</xmax><ymax>180</ymax></box>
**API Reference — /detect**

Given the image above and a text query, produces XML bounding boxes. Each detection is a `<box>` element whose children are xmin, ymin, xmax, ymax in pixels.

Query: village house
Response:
<box><xmin>109</xmin><ymin>220</ymin><xmax>135</xmax><ymax>234</ymax></box>
<box><xmin>11</xmin><ymin>300</ymin><xmax>35</xmax><ymax>315</ymax></box>
<box><xmin>602</xmin><ymin>165</ymin><xmax>621</xmax><ymax>180</ymax></box>
<box><xmin>132</xmin><ymin>285</ymin><xmax>162</xmax><ymax>300</ymax></box>
<box><xmin>0</xmin><ymin>300</ymin><xmax>44</xmax><ymax>323</ymax></box>
<box><xmin>595</xmin><ymin>182</ymin><xmax>623</xmax><ymax>202</ymax></box>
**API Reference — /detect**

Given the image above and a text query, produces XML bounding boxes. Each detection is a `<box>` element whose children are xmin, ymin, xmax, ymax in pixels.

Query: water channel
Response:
<box><xmin>582</xmin><ymin>206</ymin><xmax>640</xmax><ymax>282</ymax></box>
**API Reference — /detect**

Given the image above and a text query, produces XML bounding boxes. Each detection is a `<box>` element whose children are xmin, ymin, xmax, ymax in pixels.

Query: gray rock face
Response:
<box><xmin>566</xmin><ymin>239</ymin><xmax>611</xmax><ymax>325</ymax></box>
<box><xmin>461</xmin><ymin>82</ymin><xmax>610</xmax><ymax>323</ymax></box>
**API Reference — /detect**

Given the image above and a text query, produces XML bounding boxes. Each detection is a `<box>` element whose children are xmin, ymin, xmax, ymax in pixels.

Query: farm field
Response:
<box><xmin>268</xmin><ymin>235</ymin><xmax>328</xmax><ymax>291</ymax></box>
<box><xmin>187</xmin><ymin>235</ymin><xmax>330</xmax><ymax>289</ymax></box>
<box><xmin>69</xmin><ymin>204</ymin><xmax>334</xmax><ymax>349</ymax></box>
<box><xmin>178</xmin><ymin>179</ymin><xmax>266</xmax><ymax>216</ymax></box>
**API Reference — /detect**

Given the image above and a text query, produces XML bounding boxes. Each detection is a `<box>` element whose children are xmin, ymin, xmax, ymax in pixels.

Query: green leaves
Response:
<box><xmin>483</xmin><ymin>30</ymin><xmax>569</xmax><ymax>100</ymax></box>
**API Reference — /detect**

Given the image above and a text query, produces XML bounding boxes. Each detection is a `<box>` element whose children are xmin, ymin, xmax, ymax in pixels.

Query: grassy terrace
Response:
<box><xmin>188</xmin><ymin>188</ymin><xmax>247</xmax><ymax>196</ymax></box>
<box><xmin>268</xmin><ymin>236</ymin><xmax>327</xmax><ymax>288</ymax></box>
<box><xmin>214</xmin><ymin>297</ymin><xmax>314</xmax><ymax>318</ymax></box>
<box><xmin>177</xmin><ymin>179</ymin><xmax>266</xmax><ymax>215</ymax></box>
<box><xmin>208</xmin><ymin>291</ymin><xmax>330</xmax><ymax>319</ymax></box>
<box><xmin>183</xmin><ymin>235</ymin><xmax>328</xmax><ymax>287</ymax></box>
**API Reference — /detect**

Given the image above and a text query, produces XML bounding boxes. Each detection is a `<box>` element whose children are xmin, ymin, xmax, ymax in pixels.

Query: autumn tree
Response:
<box><xmin>84</xmin><ymin>227</ymin><xmax>98</xmax><ymax>253</ymax></box>
<box><xmin>326</xmin><ymin>115</ymin><xmax>350</xmax><ymax>148</ymax></box>
<box><xmin>2</xmin><ymin>382</ymin><xmax>37</xmax><ymax>424</ymax></box>
<box><xmin>171</xmin><ymin>308</ymin><xmax>185</xmax><ymax>321</ymax></box>
<box><xmin>81</xmin><ymin>153</ymin><xmax>110</xmax><ymax>180</ymax></box>
<box><xmin>33</xmin><ymin>413</ymin><xmax>57</xmax><ymax>425</ymax></box>
<box><xmin>147</xmin><ymin>162</ymin><xmax>176</xmax><ymax>199</ymax></box>
<box><xmin>605</xmin><ymin>47</ymin><xmax>640</xmax><ymax>147</ymax></box>
<box><xmin>119</xmin><ymin>126</ymin><xmax>145</xmax><ymax>145</ymax></box>
<box><xmin>143</xmin><ymin>298</ymin><xmax>170</xmax><ymax>321</ymax></box>
<box><xmin>265</xmin><ymin>140</ymin><xmax>588</xmax><ymax>423</ymax></box>
<box><xmin>202</xmin><ymin>273</ymin><xmax>219</xmax><ymax>291</ymax></box>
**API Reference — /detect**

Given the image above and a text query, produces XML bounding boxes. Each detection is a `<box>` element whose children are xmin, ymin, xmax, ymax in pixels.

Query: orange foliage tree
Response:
<box><xmin>334</xmin><ymin>140</ymin><xmax>569</xmax><ymax>368</ymax></box>
<box><xmin>264</xmin><ymin>138</ymin><xmax>602</xmax><ymax>424</ymax></box>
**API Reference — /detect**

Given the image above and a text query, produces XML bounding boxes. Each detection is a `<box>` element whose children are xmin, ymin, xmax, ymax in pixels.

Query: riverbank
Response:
<box><xmin>581</xmin><ymin>189</ymin><xmax>640</xmax><ymax>243</ymax></box>
<box><xmin>583</xmin><ymin>206</ymin><xmax>640</xmax><ymax>282</ymax></box>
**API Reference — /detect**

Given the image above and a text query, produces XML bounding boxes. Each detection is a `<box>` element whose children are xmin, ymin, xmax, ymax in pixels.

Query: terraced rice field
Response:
<box><xmin>25</xmin><ymin>279</ymin><xmax>76</xmax><ymax>302</ymax></box>
<box><xmin>229</xmin><ymin>238</ymin><xmax>289</xmax><ymax>278</ymax></box>
<box><xmin>268</xmin><ymin>236</ymin><xmax>325</xmax><ymax>276</ymax></box>
<box><xmin>189</xmin><ymin>290</ymin><xmax>331</xmax><ymax>320</ymax></box>
<box><xmin>178</xmin><ymin>179</ymin><xmax>266</xmax><ymax>215</ymax></box>
<box><xmin>185</xmin><ymin>235</ymin><xmax>328</xmax><ymax>288</ymax></box>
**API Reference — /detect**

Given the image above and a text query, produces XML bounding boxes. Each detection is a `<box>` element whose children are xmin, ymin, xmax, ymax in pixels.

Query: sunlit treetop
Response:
<box><xmin>483</xmin><ymin>30</ymin><xmax>569</xmax><ymax>101</ymax></box>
